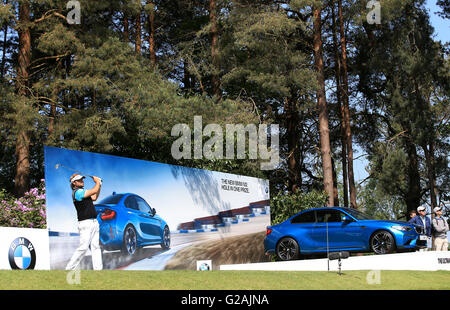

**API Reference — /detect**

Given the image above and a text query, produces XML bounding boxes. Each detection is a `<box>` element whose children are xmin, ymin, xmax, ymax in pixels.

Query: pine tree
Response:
<box><xmin>313</xmin><ymin>1</ymin><xmax>334</xmax><ymax>207</ymax></box>
<box><xmin>220</xmin><ymin>1</ymin><xmax>325</xmax><ymax>194</ymax></box>
<box><xmin>146</xmin><ymin>0</ymin><xmax>156</xmax><ymax>66</ymax></box>
<box><xmin>337</xmin><ymin>0</ymin><xmax>357</xmax><ymax>208</ymax></box>
<box><xmin>354</xmin><ymin>0</ymin><xmax>449</xmax><ymax>216</ymax></box>
<box><xmin>14</xmin><ymin>1</ymin><xmax>32</xmax><ymax>197</ymax></box>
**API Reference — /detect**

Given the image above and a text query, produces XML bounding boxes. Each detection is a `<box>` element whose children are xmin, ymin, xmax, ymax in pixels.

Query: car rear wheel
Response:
<box><xmin>122</xmin><ymin>225</ymin><xmax>137</xmax><ymax>256</ymax></box>
<box><xmin>161</xmin><ymin>226</ymin><xmax>170</xmax><ymax>249</ymax></box>
<box><xmin>370</xmin><ymin>231</ymin><xmax>395</xmax><ymax>254</ymax></box>
<box><xmin>276</xmin><ymin>237</ymin><xmax>300</xmax><ymax>261</ymax></box>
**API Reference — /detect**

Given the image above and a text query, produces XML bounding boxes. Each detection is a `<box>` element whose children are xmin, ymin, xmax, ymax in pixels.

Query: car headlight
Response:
<box><xmin>391</xmin><ymin>225</ymin><xmax>413</xmax><ymax>231</ymax></box>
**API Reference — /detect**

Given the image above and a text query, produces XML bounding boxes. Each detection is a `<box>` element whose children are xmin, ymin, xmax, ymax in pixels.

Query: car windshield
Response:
<box><xmin>343</xmin><ymin>208</ymin><xmax>374</xmax><ymax>220</ymax></box>
<box><xmin>97</xmin><ymin>194</ymin><xmax>124</xmax><ymax>205</ymax></box>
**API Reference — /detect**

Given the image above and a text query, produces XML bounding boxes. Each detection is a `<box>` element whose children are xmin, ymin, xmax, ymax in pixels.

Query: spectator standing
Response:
<box><xmin>410</xmin><ymin>206</ymin><xmax>432</xmax><ymax>250</ymax></box>
<box><xmin>408</xmin><ymin>210</ymin><xmax>417</xmax><ymax>223</ymax></box>
<box><xmin>432</xmin><ymin>206</ymin><xmax>449</xmax><ymax>251</ymax></box>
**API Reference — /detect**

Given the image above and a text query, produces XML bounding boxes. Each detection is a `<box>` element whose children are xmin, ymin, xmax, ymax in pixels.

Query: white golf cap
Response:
<box><xmin>433</xmin><ymin>206</ymin><xmax>442</xmax><ymax>213</ymax></box>
<box><xmin>417</xmin><ymin>206</ymin><xmax>426</xmax><ymax>212</ymax></box>
<box><xmin>70</xmin><ymin>174</ymin><xmax>85</xmax><ymax>183</ymax></box>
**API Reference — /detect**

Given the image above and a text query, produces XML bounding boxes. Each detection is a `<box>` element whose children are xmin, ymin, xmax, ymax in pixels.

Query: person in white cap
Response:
<box><xmin>65</xmin><ymin>173</ymin><xmax>103</xmax><ymax>270</ymax></box>
<box><xmin>410</xmin><ymin>206</ymin><xmax>432</xmax><ymax>249</ymax></box>
<box><xmin>432</xmin><ymin>206</ymin><xmax>449</xmax><ymax>251</ymax></box>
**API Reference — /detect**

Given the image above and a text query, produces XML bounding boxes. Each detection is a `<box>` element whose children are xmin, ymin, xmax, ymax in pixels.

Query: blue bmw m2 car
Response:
<box><xmin>94</xmin><ymin>193</ymin><xmax>170</xmax><ymax>256</ymax></box>
<box><xmin>265</xmin><ymin>207</ymin><xmax>424</xmax><ymax>260</ymax></box>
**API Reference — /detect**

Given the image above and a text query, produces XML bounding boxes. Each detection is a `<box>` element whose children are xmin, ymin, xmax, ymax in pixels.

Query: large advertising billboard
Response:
<box><xmin>44</xmin><ymin>146</ymin><xmax>271</xmax><ymax>270</ymax></box>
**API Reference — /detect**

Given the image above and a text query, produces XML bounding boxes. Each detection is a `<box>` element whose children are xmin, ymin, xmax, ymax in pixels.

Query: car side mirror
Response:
<box><xmin>342</xmin><ymin>216</ymin><xmax>352</xmax><ymax>223</ymax></box>
<box><xmin>151</xmin><ymin>208</ymin><xmax>156</xmax><ymax>216</ymax></box>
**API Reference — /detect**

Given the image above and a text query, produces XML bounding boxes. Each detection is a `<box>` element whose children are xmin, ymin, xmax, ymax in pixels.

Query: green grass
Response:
<box><xmin>0</xmin><ymin>270</ymin><xmax>449</xmax><ymax>290</ymax></box>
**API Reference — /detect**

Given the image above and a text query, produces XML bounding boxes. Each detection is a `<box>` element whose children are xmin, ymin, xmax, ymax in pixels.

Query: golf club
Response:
<box><xmin>55</xmin><ymin>163</ymin><xmax>103</xmax><ymax>184</ymax></box>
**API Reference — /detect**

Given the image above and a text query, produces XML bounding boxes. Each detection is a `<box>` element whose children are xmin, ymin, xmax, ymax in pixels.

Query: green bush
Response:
<box><xmin>270</xmin><ymin>189</ymin><xmax>328</xmax><ymax>225</ymax></box>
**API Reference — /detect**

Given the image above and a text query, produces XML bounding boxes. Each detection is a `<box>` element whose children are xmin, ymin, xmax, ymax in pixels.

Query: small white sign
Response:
<box><xmin>0</xmin><ymin>227</ymin><xmax>50</xmax><ymax>270</ymax></box>
<box><xmin>197</xmin><ymin>260</ymin><xmax>212</xmax><ymax>271</ymax></box>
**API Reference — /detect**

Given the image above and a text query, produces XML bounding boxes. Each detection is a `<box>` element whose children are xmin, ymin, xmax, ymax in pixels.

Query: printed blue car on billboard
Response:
<box><xmin>95</xmin><ymin>193</ymin><xmax>170</xmax><ymax>256</ymax></box>
<box><xmin>265</xmin><ymin>207</ymin><xmax>424</xmax><ymax>260</ymax></box>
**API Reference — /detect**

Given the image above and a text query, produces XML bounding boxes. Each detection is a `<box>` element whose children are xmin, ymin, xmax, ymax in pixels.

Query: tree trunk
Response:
<box><xmin>286</xmin><ymin>97</ymin><xmax>300</xmax><ymax>193</ymax></box>
<box><xmin>183</xmin><ymin>60</ymin><xmax>191</xmax><ymax>90</ymax></box>
<box><xmin>15</xmin><ymin>131</ymin><xmax>31</xmax><ymax>197</ymax></box>
<box><xmin>135</xmin><ymin>11</ymin><xmax>141</xmax><ymax>54</ymax></box>
<box><xmin>48</xmin><ymin>98</ymin><xmax>56</xmax><ymax>136</ymax></box>
<box><xmin>1</xmin><ymin>15</ymin><xmax>7</xmax><ymax>79</ymax></box>
<box><xmin>209</xmin><ymin>0</ymin><xmax>220</xmax><ymax>99</ymax></box>
<box><xmin>423</xmin><ymin>141</ymin><xmax>437</xmax><ymax>211</ymax></box>
<box><xmin>332</xmin><ymin>158</ymin><xmax>340</xmax><ymax>206</ymax></box>
<box><xmin>363</xmin><ymin>23</ymin><xmax>375</xmax><ymax>48</ymax></box>
<box><xmin>405</xmin><ymin>138</ymin><xmax>421</xmax><ymax>215</ymax></box>
<box><xmin>313</xmin><ymin>4</ymin><xmax>334</xmax><ymax>207</ymax></box>
<box><xmin>123</xmin><ymin>13</ymin><xmax>129</xmax><ymax>42</ymax></box>
<box><xmin>331</xmin><ymin>0</ymin><xmax>348</xmax><ymax>207</ymax></box>
<box><xmin>338</xmin><ymin>0</ymin><xmax>357</xmax><ymax>208</ymax></box>
<box><xmin>148</xmin><ymin>1</ymin><xmax>156</xmax><ymax>66</ymax></box>
<box><xmin>14</xmin><ymin>1</ymin><xmax>32</xmax><ymax>197</ymax></box>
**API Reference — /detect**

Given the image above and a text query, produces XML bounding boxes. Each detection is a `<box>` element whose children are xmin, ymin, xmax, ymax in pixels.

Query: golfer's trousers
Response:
<box><xmin>65</xmin><ymin>218</ymin><xmax>103</xmax><ymax>270</ymax></box>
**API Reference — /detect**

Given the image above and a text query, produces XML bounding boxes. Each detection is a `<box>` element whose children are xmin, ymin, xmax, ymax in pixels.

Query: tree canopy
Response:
<box><xmin>0</xmin><ymin>0</ymin><xmax>448</xmax><ymax>220</ymax></box>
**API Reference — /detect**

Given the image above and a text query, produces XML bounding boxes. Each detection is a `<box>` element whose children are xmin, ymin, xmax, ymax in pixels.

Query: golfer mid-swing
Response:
<box><xmin>65</xmin><ymin>173</ymin><xmax>103</xmax><ymax>270</ymax></box>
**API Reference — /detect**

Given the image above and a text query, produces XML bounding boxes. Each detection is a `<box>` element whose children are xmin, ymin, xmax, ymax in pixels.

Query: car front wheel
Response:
<box><xmin>276</xmin><ymin>237</ymin><xmax>300</xmax><ymax>261</ymax></box>
<box><xmin>370</xmin><ymin>231</ymin><xmax>395</xmax><ymax>254</ymax></box>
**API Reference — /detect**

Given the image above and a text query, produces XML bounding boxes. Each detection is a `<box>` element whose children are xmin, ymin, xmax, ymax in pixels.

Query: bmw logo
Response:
<box><xmin>199</xmin><ymin>263</ymin><xmax>210</xmax><ymax>271</ymax></box>
<box><xmin>8</xmin><ymin>237</ymin><xmax>36</xmax><ymax>270</ymax></box>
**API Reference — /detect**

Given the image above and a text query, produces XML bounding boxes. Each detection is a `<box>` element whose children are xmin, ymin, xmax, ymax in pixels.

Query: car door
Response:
<box><xmin>312</xmin><ymin>209</ymin><xmax>342</xmax><ymax>251</ymax></box>
<box><xmin>339</xmin><ymin>212</ymin><xmax>366</xmax><ymax>249</ymax></box>
<box><xmin>313</xmin><ymin>209</ymin><xmax>365</xmax><ymax>251</ymax></box>
<box><xmin>134</xmin><ymin>196</ymin><xmax>161</xmax><ymax>242</ymax></box>
<box><xmin>123</xmin><ymin>195</ymin><xmax>144</xmax><ymax>241</ymax></box>
<box><xmin>124</xmin><ymin>195</ymin><xmax>140</xmax><ymax>224</ymax></box>
<box><xmin>289</xmin><ymin>210</ymin><xmax>317</xmax><ymax>252</ymax></box>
